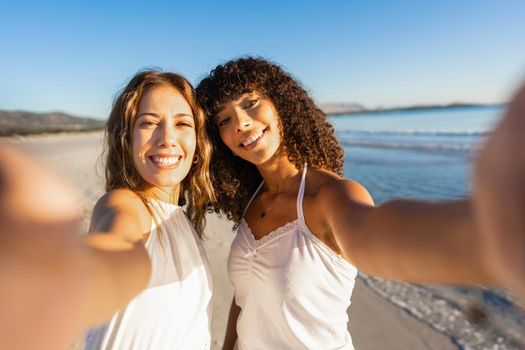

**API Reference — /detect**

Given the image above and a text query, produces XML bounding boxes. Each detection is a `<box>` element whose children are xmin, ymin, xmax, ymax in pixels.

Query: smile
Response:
<box><xmin>240</xmin><ymin>127</ymin><xmax>267</xmax><ymax>148</ymax></box>
<box><xmin>149</xmin><ymin>155</ymin><xmax>183</xmax><ymax>169</ymax></box>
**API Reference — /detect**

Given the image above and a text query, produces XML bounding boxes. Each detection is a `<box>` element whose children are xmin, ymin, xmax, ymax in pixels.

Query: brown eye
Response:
<box><xmin>178</xmin><ymin>121</ymin><xmax>194</xmax><ymax>128</ymax></box>
<box><xmin>217</xmin><ymin>117</ymin><xmax>230</xmax><ymax>128</ymax></box>
<box><xmin>140</xmin><ymin>121</ymin><xmax>158</xmax><ymax>127</ymax></box>
<box><xmin>244</xmin><ymin>99</ymin><xmax>259</xmax><ymax>109</ymax></box>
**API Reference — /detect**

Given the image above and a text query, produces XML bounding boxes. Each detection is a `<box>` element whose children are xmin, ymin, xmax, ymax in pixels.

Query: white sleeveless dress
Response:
<box><xmin>228</xmin><ymin>167</ymin><xmax>358</xmax><ymax>350</ymax></box>
<box><xmin>85</xmin><ymin>199</ymin><xmax>213</xmax><ymax>350</ymax></box>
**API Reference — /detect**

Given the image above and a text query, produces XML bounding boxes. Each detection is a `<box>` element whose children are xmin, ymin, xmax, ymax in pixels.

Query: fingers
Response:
<box><xmin>0</xmin><ymin>146</ymin><xmax>82</xmax><ymax>229</ymax></box>
<box><xmin>0</xmin><ymin>146</ymin><xmax>86</xmax><ymax>281</ymax></box>
<box><xmin>474</xmin><ymin>80</ymin><xmax>525</xmax><ymax>302</ymax></box>
<box><xmin>0</xmin><ymin>146</ymin><xmax>87</xmax><ymax>349</ymax></box>
<box><xmin>500</xmin><ymin>82</ymin><xmax>525</xmax><ymax>128</ymax></box>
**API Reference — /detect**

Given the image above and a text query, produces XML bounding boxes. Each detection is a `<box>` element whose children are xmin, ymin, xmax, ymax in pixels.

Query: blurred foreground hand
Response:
<box><xmin>475</xmin><ymin>83</ymin><xmax>525</xmax><ymax>303</ymax></box>
<box><xmin>0</xmin><ymin>146</ymin><xmax>86</xmax><ymax>350</ymax></box>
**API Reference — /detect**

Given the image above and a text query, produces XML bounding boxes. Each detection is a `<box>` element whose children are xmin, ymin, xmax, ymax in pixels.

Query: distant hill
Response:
<box><xmin>321</xmin><ymin>102</ymin><xmax>503</xmax><ymax>116</ymax></box>
<box><xmin>1</xmin><ymin>102</ymin><xmax>503</xmax><ymax>136</ymax></box>
<box><xmin>0</xmin><ymin>110</ymin><xmax>105</xmax><ymax>136</ymax></box>
<box><xmin>319</xmin><ymin>103</ymin><xmax>366</xmax><ymax>115</ymax></box>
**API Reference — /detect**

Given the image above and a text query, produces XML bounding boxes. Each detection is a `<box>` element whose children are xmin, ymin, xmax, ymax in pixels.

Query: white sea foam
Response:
<box><xmin>360</xmin><ymin>275</ymin><xmax>525</xmax><ymax>349</ymax></box>
<box><xmin>339</xmin><ymin>139</ymin><xmax>481</xmax><ymax>154</ymax></box>
<box><xmin>338</xmin><ymin>129</ymin><xmax>490</xmax><ymax>137</ymax></box>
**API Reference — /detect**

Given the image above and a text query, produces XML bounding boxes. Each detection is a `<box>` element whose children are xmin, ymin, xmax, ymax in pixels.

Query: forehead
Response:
<box><xmin>138</xmin><ymin>85</ymin><xmax>193</xmax><ymax>115</ymax></box>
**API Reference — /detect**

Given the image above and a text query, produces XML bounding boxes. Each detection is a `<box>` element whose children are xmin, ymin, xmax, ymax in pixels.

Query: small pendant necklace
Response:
<box><xmin>259</xmin><ymin>200</ymin><xmax>276</xmax><ymax>218</ymax></box>
<box><xmin>258</xmin><ymin>172</ymin><xmax>300</xmax><ymax>219</ymax></box>
<box><xmin>259</xmin><ymin>190</ymin><xmax>281</xmax><ymax>218</ymax></box>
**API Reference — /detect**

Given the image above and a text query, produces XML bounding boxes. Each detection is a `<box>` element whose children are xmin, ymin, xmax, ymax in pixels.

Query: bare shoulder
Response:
<box><xmin>90</xmin><ymin>189</ymin><xmax>151</xmax><ymax>238</ymax></box>
<box><xmin>302</xmin><ymin>169</ymin><xmax>374</xmax><ymax>254</ymax></box>
<box><xmin>307</xmin><ymin>168</ymin><xmax>374</xmax><ymax>207</ymax></box>
<box><xmin>93</xmin><ymin>189</ymin><xmax>146</xmax><ymax>217</ymax></box>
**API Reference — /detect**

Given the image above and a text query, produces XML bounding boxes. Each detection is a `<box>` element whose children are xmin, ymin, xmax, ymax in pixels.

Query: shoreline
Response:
<box><xmin>0</xmin><ymin>128</ymin><xmax>104</xmax><ymax>140</ymax></box>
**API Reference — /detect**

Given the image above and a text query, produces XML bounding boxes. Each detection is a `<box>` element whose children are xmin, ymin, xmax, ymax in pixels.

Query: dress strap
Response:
<box><xmin>242</xmin><ymin>180</ymin><xmax>265</xmax><ymax>218</ymax></box>
<box><xmin>296</xmin><ymin>164</ymin><xmax>308</xmax><ymax>223</ymax></box>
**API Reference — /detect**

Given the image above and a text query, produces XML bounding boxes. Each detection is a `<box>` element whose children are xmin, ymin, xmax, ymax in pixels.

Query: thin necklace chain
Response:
<box><xmin>257</xmin><ymin>170</ymin><xmax>302</xmax><ymax>219</ymax></box>
<box><xmin>259</xmin><ymin>199</ymin><xmax>277</xmax><ymax>218</ymax></box>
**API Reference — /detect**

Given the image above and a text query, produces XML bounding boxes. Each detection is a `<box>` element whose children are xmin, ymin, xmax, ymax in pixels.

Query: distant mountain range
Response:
<box><xmin>320</xmin><ymin>102</ymin><xmax>503</xmax><ymax>116</ymax></box>
<box><xmin>319</xmin><ymin>103</ymin><xmax>366</xmax><ymax>115</ymax></box>
<box><xmin>0</xmin><ymin>102</ymin><xmax>504</xmax><ymax>136</ymax></box>
<box><xmin>0</xmin><ymin>110</ymin><xmax>105</xmax><ymax>136</ymax></box>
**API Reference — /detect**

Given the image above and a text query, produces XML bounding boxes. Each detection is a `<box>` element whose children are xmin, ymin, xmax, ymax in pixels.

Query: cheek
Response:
<box><xmin>267</xmin><ymin>115</ymin><xmax>283</xmax><ymax>145</ymax></box>
<box><xmin>131</xmin><ymin>129</ymin><xmax>149</xmax><ymax>164</ymax></box>
<box><xmin>275</xmin><ymin>130</ymin><xmax>283</xmax><ymax>146</ymax></box>
<box><xmin>131</xmin><ymin>135</ymin><xmax>140</xmax><ymax>156</ymax></box>
<box><xmin>264</xmin><ymin>106</ymin><xmax>283</xmax><ymax>137</ymax></box>
<box><xmin>269</xmin><ymin>131</ymin><xmax>283</xmax><ymax>155</ymax></box>
<box><xmin>185</xmin><ymin>130</ymin><xmax>197</xmax><ymax>156</ymax></box>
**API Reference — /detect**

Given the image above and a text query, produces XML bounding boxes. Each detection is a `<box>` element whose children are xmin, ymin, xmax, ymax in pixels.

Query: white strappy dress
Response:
<box><xmin>85</xmin><ymin>199</ymin><xmax>213</xmax><ymax>350</ymax></box>
<box><xmin>229</xmin><ymin>166</ymin><xmax>358</xmax><ymax>350</ymax></box>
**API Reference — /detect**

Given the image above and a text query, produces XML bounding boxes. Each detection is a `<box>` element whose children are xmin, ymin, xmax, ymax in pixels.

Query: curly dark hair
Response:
<box><xmin>196</xmin><ymin>57</ymin><xmax>344</xmax><ymax>227</ymax></box>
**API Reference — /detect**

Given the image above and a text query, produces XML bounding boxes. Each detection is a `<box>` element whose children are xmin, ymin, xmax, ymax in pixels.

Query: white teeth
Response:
<box><xmin>242</xmin><ymin>131</ymin><xmax>263</xmax><ymax>147</ymax></box>
<box><xmin>151</xmin><ymin>156</ymin><xmax>180</xmax><ymax>166</ymax></box>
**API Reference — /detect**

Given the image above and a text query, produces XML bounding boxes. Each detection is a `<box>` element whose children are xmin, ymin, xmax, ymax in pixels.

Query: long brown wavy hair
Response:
<box><xmin>196</xmin><ymin>57</ymin><xmax>344</xmax><ymax>227</ymax></box>
<box><xmin>103</xmin><ymin>70</ymin><xmax>215</xmax><ymax>237</ymax></box>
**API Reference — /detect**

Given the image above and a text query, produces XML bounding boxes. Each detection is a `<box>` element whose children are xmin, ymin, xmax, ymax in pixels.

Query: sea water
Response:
<box><xmin>330</xmin><ymin>106</ymin><xmax>524</xmax><ymax>349</ymax></box>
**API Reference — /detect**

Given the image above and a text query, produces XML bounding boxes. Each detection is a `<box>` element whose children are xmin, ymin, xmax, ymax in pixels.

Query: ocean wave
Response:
<box><xmin>337</xmin><ymin>129</ymin><xmax>491</xmax><ymax>138</ymax></box>
<box><xmin>360</xmin><ymin>275</ymin><xmax>525</xmax><ymax>349</ymax></box>
<box><xmin>339</xmin><ymin>139</ymin><xmax>481</xmax><ymax>154</ymax></box>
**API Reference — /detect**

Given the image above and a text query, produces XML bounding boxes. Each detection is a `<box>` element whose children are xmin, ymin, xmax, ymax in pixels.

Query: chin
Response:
<box><xmin>256</xmin><ymin>149</ymin><xmax>284</xmax><ymax>165</ymax></box>
<box><xmin>140</xmin><ymin>166</ymin><xmax>192</xmax><ymax>192</ymax></box>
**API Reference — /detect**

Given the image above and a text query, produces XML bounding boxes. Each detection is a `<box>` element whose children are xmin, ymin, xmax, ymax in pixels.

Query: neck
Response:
<box><xmin>256</xmin><ymin>151</ymin><xmax>301</xmax><ymax>194</ymax></box>
<box><xmin>145</xmin><ymin>184</ymin><xmax>180</xmax><ymax>204</ymax></box>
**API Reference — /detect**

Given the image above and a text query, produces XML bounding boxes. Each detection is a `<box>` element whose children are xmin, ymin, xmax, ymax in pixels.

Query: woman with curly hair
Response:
<box><xmin>196</xmin><ymin>57</ymin><xmax>525</xmax><ymax>350</ymax></box>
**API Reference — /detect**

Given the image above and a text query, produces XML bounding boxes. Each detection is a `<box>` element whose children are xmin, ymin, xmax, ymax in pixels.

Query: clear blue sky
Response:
<box><xmin>1</xmin><ymin>0</ymin><xmax>524</xmax><ymax>118</ymax></box>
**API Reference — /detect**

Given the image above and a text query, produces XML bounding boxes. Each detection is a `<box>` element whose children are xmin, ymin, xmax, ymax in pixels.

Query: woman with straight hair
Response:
<box><xmin>83</xmin><ymin>70</ymin><xmax>216</xmax><ymax>349</ymax></box>
<box><xmin>0</xmin><ymin>69</ymin><xmax>216</xmax><ymax>350</ymax></box>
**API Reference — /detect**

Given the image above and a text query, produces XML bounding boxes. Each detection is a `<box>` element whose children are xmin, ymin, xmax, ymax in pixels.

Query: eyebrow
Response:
<box><xmin>214</xmin><ymin>93</ymin><xmax>258</xmax><ymax>119</ymax></box>
<box><xmin>137</xmin><ymin>112</ymin><xmax>194</xmax><ymax>119</ymax></box>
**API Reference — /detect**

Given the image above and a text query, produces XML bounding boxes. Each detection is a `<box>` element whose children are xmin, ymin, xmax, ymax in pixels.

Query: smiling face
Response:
<box><xmin>132</xmin><ymin>85</ymin><xmax>196</xmax><ymax>200</ymax></box>
<box><xmin>215</xmin><ymin>91</ymin><xmax>283</xmax><ymax>166</ymax></box>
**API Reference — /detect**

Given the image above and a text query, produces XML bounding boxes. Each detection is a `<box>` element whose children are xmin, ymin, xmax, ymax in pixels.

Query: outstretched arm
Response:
<box><xmin>322</xmin><ymin>182</ymin><xmax>492</xmax><ymax>285</ymax></box>
<box><xmin>0</xmin><ymin>146</ymin><xmax>89</xmax><ymax>350</ymax></box>
<box><xmin>0</xmin><ymin>146</ymin><xmax>151</xmax><ymax>350</ymax></box>
<box><xmin>81</xmin><ymin>188</ymin><xmax>152</xmax><ymax>326</ymax></box>
<box><xmin>322</xmin><ymin>84</ymin><xmax>525</xmax><ymax>298</ymax></box>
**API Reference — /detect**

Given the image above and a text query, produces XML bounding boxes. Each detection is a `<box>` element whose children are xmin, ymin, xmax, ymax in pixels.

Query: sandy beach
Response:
<box><xmin>2</xmin><ymin>131</ymin><xmax>458</xmax><ymax>349</ymax></box>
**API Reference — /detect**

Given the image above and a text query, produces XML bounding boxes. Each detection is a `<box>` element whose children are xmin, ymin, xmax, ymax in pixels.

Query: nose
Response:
<box><xmin>157</xmin><ymin>124</ymin><xmax>178</xmax><ymax>147</ymax></box>
<box><xmin>235</xmin><ymin>112</ymin><xmax>252</xmax><ymax>132</ymax></box>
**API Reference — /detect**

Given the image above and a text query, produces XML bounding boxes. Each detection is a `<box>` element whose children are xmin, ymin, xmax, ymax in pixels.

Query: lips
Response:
<box><xmin>239</xmin><ymin>127</ymin><xmax>267</xmax><ymax>148</ymax></box>
<box><xmin>148</xmin><ymin>154</ymin><xmax>183</xmax><ymax>169</ymax></box>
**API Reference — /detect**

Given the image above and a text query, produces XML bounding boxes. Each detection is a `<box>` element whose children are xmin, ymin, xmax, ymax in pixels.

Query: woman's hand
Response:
<box><xmin>0</xmin><ymin>146</ymin><xmax>152</xmax><ymax>349</ymax></box>
<box><xmin>474</xmin><ymin>82</ymin><xmax>525</xmax><ymax>302</ymax></box>
<box><xmin>0</xmin><ymin>146</ymin><xmax>86</xmax><ymax>350</ymax></box>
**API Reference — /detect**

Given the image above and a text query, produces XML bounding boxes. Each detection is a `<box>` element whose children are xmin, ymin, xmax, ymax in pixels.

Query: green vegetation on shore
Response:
<box><xmin>0</xmin><ymin>110</ymin><xmax>105</xmax><ymax>136</ymax></box>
